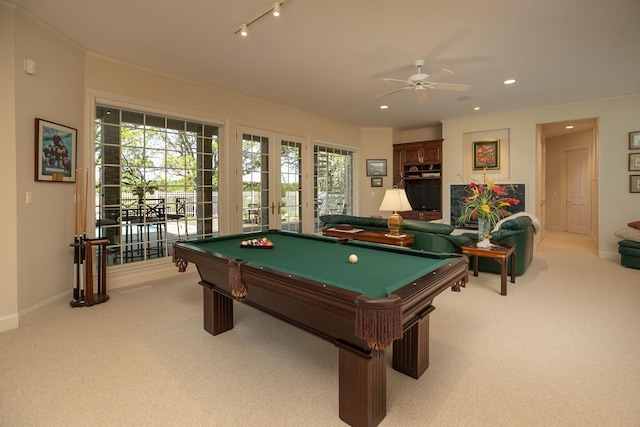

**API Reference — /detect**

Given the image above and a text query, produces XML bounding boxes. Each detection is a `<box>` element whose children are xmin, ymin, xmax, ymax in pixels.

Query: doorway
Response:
<box><xmin>540</xmin><ymin>118</ymin><xmax>598</xmax><ymax>246</ymax></box>
<box><xmin>237</xmin><ymin>126</ymin><xmax>304</xmax><ymax>233</ymax></box>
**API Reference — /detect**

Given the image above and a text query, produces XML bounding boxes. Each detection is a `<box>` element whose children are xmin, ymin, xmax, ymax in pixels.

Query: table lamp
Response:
<box><xmin>379</xmin><ymin>188</ymin><xmax>413</xmax><ymax>236</ymax></box>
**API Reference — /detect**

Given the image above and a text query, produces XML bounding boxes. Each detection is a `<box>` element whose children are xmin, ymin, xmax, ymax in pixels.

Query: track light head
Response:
<box><xmin>272</xmin><ymin>2</ymin><xmax>280</xmax><ymax>16</ymax></box>
<box><xmin>240</xmin><ymin>23</ymin><xmax>248</xmax><ymax>37</ymax></box>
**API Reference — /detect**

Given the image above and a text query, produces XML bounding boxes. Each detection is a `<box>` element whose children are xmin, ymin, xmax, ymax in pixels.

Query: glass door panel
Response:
<box><xmin>241</xmin><ymin>132</ymin><xmax>270</xmax><ymax>233</ymax></box>
<box><xmin>279</xmin><ymin>138</ymin><xmax>302</xmax><ymax>232</ymax></box>
<box><xmin>239</xmin><ymin>127</ymin><xmax>305</xmax><ymax>233</ymax></box>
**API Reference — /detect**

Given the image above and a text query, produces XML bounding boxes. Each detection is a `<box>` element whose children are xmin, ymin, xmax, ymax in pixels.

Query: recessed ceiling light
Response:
<box><xmin>565</xmin><ymin>125</ymin><xmax>574</xmax><ymax>129</ymax></box>
<box><xmin>474</xmin><ymin>107</ymin><xmax>480</xmax><ymax>111</ymax></box>
<box><xmin>504</xmin><ymin>79</ymin><xmax>516</xmax><ymax>85</ymax></box>
<box><xmin>380</xmin><ymin>105</ymin><xmax>388</xmax><ymax>110</ymax></box>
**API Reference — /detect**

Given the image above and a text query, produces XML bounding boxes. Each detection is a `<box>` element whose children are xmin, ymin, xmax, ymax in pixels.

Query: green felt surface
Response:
<box><xmin>181</xmin><ymin>231</ymin><xmax>454</xmax><ymax>298</ymax></box>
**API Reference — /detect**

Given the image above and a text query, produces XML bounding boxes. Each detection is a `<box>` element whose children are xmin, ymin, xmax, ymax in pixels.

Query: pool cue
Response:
<box><xmin>75</xmin><ymin>168</ymin><xmax>84</xmax><ymax>302</ymax></box>
<box><xmin>73</xmin><ymin>168</ymin><xmax>80</xmax><ymax>302</ymax></box>
<box><xmin>82</xmin><ymin>168</ymin><xmax>90</xmax><ymax>302</ymax></box>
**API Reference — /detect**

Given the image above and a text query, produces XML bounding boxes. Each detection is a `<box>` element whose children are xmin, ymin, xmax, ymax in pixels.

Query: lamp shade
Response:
<box><xmin>379</xmin><ymin>188</ymin><xmax>413</xmax><ymax>212</ymax></box>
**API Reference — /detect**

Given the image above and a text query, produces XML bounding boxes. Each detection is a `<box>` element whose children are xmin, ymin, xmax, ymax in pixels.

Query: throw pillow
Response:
<box><xmin>627</xmin><ymin>221</ymin><xmax>640</xmax><ymax>230</ymax></box>
<box><xmin>614</xmin><ymin>227</ymin><xmax>640</xmax><ymax>243</ymax></box>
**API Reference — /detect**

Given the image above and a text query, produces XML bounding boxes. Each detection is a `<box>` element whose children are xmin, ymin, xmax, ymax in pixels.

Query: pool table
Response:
<box><xmin>173</xmin><ymin>230</ymin><xmax>468</xmax><ymax>427</ymax></box>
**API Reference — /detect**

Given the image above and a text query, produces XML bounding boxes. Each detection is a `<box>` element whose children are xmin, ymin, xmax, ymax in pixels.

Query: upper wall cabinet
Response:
<box><xmin>392</xmin><ymin>139</ymin><xmax>443</xmax><ymax>221</ymax></box>
<box><xmin>402</xmin><ymin>140</ymin><xmax>441</xmax><ymax>165</ymax></box>
<box><xmin>393</xmin><ymin>139</ymin><xmax>443</xmax><ymax>187</ymax></box>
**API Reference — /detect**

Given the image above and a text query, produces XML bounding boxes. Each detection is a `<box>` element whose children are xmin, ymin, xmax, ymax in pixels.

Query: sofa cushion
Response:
<box><xmin>614</xmin><ymin>227</ymin><xmax>640</xmax><ymax>243</ymax></box>
<box><xmin>319</xmin><ymin>214</ymin><xmax>356</xmax><ymax>226</ymax></box>
<box><xmin>619</xmin><ymin>239</ymin><xmax>640</xmax><ymax>249</ymax></box>
<box><xmin>402</xmin><ymin>220</ymin><xmax>455</xmax><ymax>235</ymax></box>
<box><xmin>355</xmin><ymin>216</ymin><xmax>389</xmax><ymax>228</ymax></box>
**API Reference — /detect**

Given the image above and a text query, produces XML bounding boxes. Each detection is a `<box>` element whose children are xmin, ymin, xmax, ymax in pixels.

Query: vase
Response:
<box><xmin>477</xmin><ymin>217</ymin><xmax>491</xmax><ymax>240</ymax></box>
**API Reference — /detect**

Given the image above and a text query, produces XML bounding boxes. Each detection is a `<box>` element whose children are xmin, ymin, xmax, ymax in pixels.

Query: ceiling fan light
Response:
<box><xmin>272</xmin><ymin>2</ymin><xmax>280</xmax><ymax>16</ymax></box>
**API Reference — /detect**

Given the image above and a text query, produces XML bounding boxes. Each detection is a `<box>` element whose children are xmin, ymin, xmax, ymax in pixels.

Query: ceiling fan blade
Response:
<box><xmin>375</xmin><ymin>87</ymin><xmax>413</xmax><ymax>98</ymax></box>
<box><xmin>427</xmin><ymin>68</ymin><xmax>454</xmax><ymax>82</ymax></box>
<box><xmin>415</xmin><ymin>88</ymin><xmax>429</xmax><ymax>103</ymax></box>
<box><xmin>382</xmin><ymin>77</ymin><xmax>412</xmax><ymax>84</ymax></box>
<box><xmin>429</xmin><ymin>82</ymin><xmax>471</xmax><ymax>92</ymax></box>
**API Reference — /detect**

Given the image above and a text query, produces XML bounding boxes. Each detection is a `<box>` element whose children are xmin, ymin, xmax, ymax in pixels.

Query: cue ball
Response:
<box><xmin>349</xmin><ymin>254</ymin><xmax>358</xmax><ymax>264</ymax></box>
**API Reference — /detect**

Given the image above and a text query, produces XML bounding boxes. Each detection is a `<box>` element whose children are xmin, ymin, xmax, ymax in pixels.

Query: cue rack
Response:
<box><xmin>70</xmin><ymin>168</ymin><xmax>109</xmax><ymax>308</ymax></box>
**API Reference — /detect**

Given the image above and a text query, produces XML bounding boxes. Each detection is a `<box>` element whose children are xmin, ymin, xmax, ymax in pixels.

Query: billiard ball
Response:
<box><xmin>349</xmin><ymin>254</ymin><xmax>358</xmax><ymax>264</ymax></box>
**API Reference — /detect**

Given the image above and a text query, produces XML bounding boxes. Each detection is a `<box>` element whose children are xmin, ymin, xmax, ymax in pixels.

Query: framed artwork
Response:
<box><xmin>631</xmin><ymin>175</ymin><xmax>640</xmax><ymax>193</ymax></box>
<box><xmin>371</xmin><ymin>177</ymin><xmax>383</xmax><ymax>187</ymax></box>
<box><xmin>629</xmin><ymin>153</ymin><xmax>640</xmax><ymax>171</ymax></box>
<box><xmin>35</xmin><ymin>118</ymin><xmax>77</xmax><ymax>182</ymax></box>
<box><xmin>473</xmin><ymin>140</ymin><xmax>500</xmax><ymax>170</ymax></box>
<box><xmin>629</xmin><ymin>131</ymin><xmax>640</xmax><ymax>150</ymax></box>
<box><xmin>366</xmin><ymin>159</ymin><xmax>387</xmax><ymax>176</ymax></box>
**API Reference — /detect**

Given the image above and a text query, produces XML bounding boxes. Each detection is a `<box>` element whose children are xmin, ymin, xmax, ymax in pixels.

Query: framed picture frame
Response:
<box><xmin>473</xmin><ymin>140</ymin><xmax>500</xmax><ymax>170</ymax></box>
<box><xmin>370</xmin><ymin>177</ymin><xmax>383</xmax><ymax>187</ymax></box>
<box><xmin>629</xmin><ymin>153</ymin><xmax>640</xmax><ymax>171</ymax></box>
<box><xmin>629</xmin><ymin>131</ymin><xmax>640</xmax><ymax>150</ymax></box>
<box><xmin>630</xmin><ymin>175</ymin><xmax>640</xmax><ymax>193</ymax></box>
<box><xmin>366</xmin><ymin>159</ymin><xmax>387</xmax><ymax>176</ymax></box>
<box><xmin>35</xmin><ymin>118</ymin><xmax>77</xmax><ymax>182</ymax></box>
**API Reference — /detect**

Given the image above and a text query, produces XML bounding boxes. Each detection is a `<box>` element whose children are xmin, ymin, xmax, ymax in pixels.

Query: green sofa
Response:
<box><xmin>319</xmin><ymin>214</ymin><xmax>536</xmax><ymax>276</ymax></box>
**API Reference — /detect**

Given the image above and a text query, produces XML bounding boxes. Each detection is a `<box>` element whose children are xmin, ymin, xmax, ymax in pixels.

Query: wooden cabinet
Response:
<box><xmin>402</xmin><ymin>141</ymin><xmax>441</xmax><ymax>165</ymax></box>
<box><xmin>400</xmin><ymin>210</ymin><xmax>442</xmax><ymax>221</ymax></box>
<box><xmin>392</xmin><ymin>139</ymin><xmax>443</xmax><ymax>221</ymax></box>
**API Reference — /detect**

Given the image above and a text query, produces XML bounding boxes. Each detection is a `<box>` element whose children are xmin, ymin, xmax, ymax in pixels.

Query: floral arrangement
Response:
<box><xmin>458</xmin><ymin>173</ymin><xmax>520</xmax><ymax>229</ymax></box>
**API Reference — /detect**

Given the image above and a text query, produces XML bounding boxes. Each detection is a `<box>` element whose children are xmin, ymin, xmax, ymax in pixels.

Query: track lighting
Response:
<box><xmin>235</xmin><ymin>1</ymin><xmax>285</xmax><ymax>36</ymax></box>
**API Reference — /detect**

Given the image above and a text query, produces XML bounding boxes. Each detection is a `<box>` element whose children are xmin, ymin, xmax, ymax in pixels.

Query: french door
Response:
<box><xmin>238</xmin><ymin>126</ymin><xmax>304</xmax><ymax>233</ymax></box>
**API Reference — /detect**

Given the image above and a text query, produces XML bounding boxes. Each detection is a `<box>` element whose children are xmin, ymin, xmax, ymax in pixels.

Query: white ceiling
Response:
<box><xmin>13</xmin><ymin>0</ymin><xmax>640</xmax><ymax>132</ymax></box>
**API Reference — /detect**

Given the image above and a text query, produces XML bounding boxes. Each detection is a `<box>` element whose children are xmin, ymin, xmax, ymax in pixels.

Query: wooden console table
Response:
<box><xmin>322</xmin><ymin>228</ymin><xmax>414</xmax><ymax>247</ymax></box>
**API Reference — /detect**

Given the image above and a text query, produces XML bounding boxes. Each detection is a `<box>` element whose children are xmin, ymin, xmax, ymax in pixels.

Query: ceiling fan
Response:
<box><xmin>376</xmin><ymin>60</ymin><xmax>471</xmax><ymax>103</ymax></box>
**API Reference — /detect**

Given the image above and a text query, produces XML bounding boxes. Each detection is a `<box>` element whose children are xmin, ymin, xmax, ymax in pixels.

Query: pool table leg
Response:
<box><xmin>202</xmin><ymin>284</ymin><xmax>234</xmax><ymax>335</ymax></box>
<box><xmin>392</xmin><ymin>305</ymin><xmax>435</xmax><ymax>379</ymax></box>
<box><xmin>337</xmin><ymin>342</ymin><xmax>386</xmax><ymax>427</ymax></box>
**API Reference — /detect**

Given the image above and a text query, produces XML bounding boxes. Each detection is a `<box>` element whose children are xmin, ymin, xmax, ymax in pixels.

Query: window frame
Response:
<box><xmin>91</xmin><ymin>96</ymin><xmax>224</xmax><ymax>267</ymax></box>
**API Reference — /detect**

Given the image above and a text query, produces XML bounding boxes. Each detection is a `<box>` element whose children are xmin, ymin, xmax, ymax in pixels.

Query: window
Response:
<box><xmin>313</xmin><ymin>145</ymin><xmax>354</xmax><ymax>232</ymax></box>
<box><xmin>94</xmin><ymin>106</ymin><xmax>220</xmax><ymax>265</ymax></box>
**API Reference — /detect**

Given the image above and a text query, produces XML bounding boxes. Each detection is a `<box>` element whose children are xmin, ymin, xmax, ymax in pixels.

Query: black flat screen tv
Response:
<box><xmin>404</xmin><ymin>179</ymin><xmax>441</xmax><ymax>212</ymax></box>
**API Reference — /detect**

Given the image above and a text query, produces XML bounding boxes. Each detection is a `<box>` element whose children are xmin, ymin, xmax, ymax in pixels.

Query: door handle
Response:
<box><xmin>271</xmin><ymin>202</ymin><xmax>276</xmax><ymax>214</ymax></box>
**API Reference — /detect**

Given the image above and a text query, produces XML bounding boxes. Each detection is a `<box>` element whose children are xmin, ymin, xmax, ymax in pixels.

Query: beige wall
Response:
<box><xmin>0</xmin><ymin>4</ymin><xmax>19</xmax><ymax>329</ymax></box>
<box><xmin>358</xmin><ymin>128</ymin><xmax>400</xmax><ymax>217</ymax></box>
<box><xmin>442</xmin><ymin>93</ymin><xmax>640</xmax><ymax>259</ymax></box>
<box><xmin>1</xmin><ymin>6</ymin><xmax>86</xmax><ymax>331</ymax></box>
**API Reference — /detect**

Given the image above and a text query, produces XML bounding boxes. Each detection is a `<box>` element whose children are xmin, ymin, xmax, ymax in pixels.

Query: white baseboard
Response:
<box><xmin>1</xmin><ymin>257</ymin><xmax>197</xmax><ymax>332</ymax></box>
<box><xmin>599</xmin><ymin>250</ymin><xmax>619</xmax><ymax>261</ymax></box>
<box><xmin>1</xmin><ymin>288</ymin><xmax>72</xmax><ymax>332</ymax></box>
<box><xmin>107</xmin><ymin>257</ymin><xmax>192</xmax><ymax>290</ymax></box>
<box><xmin>0</xmin><ymin>312</ymin><xmax>19</xmax><ymax>333</ymax></box>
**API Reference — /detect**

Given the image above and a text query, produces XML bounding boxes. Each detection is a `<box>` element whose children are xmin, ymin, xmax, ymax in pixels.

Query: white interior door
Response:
<box><xmin>238</xmin><ymin>126</ymin><xmax>303</xmax><ymax>233</ymax></box>
<box><xmin>565</xmin><ymin>147</ymin><xmax>590</xmax><ymax>234</ymax></box>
